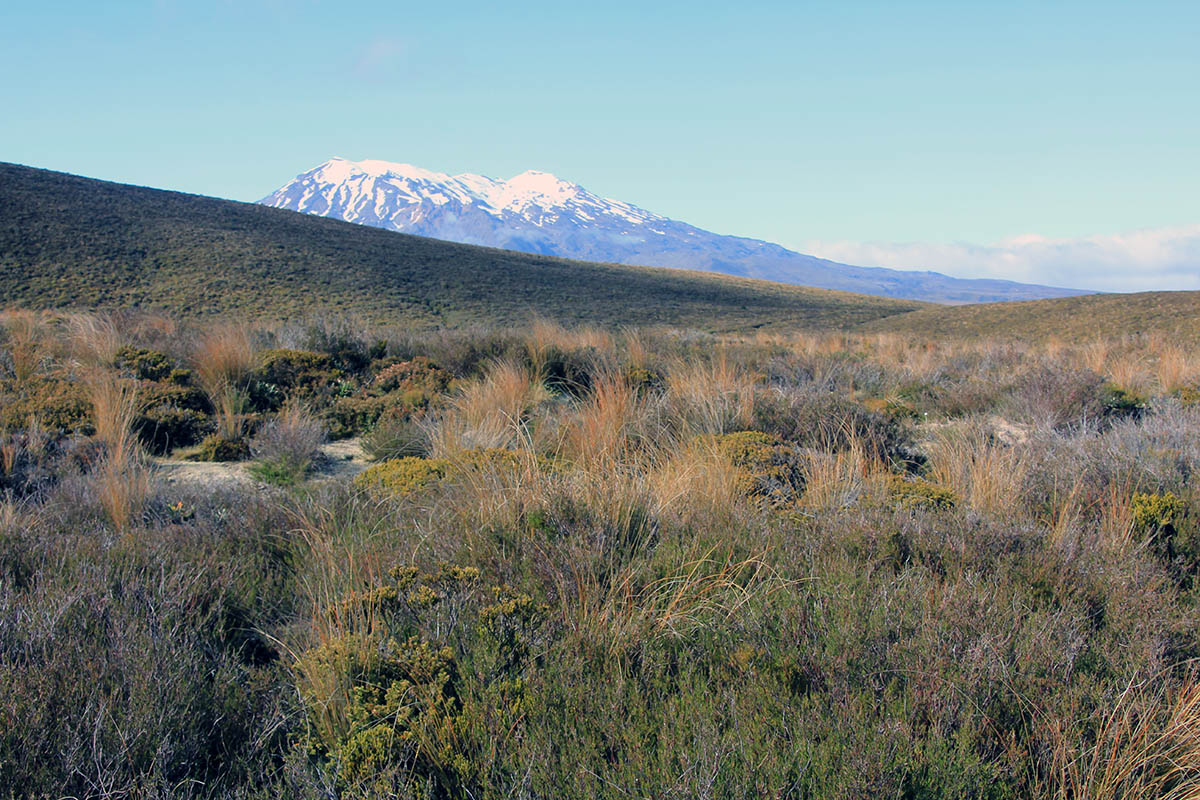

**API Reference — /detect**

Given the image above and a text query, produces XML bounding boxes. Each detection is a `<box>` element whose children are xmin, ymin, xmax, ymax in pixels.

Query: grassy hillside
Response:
<box><xmin>864</xmin><ymin>289</ymin><xmax>1200</xmax><ymax>340</ymax></box>
<box><xmin>0</xmin><ymin>162</ymin><xmax>925</xmax><ymax>331</ymax></box>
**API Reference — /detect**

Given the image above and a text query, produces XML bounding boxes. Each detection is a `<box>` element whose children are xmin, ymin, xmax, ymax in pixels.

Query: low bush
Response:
<box><xmin>753</xmin><ymin>388</ymin><xmax>917</xmax><ymax>468</ymax></box>
<box><xmin>196</xmin><ymin>434</ymin><xmax>251</xmax><ymax>462</ymax></box>
<box><xmin>324</xmin><ymin>357</ymin><xmax>452</xmax><ymax>439</ymax></box>
<box><xmin>709</xmin><ymin>430</ymin><xmax>805</xmax><ymax>506</ymax></box>
<box><xmin>0</xmin><ymin>376</ymin><xmax>92</xmax><ymax>434</ymax></box>
<box><xmin>889</xmin><ymin>474</ymin><xmax>958</xmax><ymax>511</ymax></box>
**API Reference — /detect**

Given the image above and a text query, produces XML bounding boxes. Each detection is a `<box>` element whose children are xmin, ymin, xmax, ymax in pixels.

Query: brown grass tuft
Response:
<box><xmin>1051</xmin><ymin>674</ymin><xmax>1200</xmax><ymax>800</ymax></box>
<box><xmin>84</xmin><ymin>368</ymin><xmax>147</xmax><ymax>531</ymax></box>
<box><xmin>928</xmin><ymin>422</ymin><xmax>1028</xmax><ymax>516</ymax></box>
<box><xmin>0</xmin><ymin>309</ymin><xmax>56</xmax><ymax>381</ymax></box>
<box><xmin>66</xmin><ymin>313</ymin><xmax>123</xmax><ymax>367</ymax></box>
<box><xmin>665</xmin><ymin>352</ymin><xmax>757</xmax><ymax>436</ymax></box>
<box><xmin>430</xmin><ymin>359</ymin><xmax>549</xmax><ymax>455</ymax></box>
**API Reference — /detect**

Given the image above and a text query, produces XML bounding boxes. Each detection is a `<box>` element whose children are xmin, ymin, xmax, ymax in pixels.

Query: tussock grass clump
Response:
<box><xmin>927</xmin><ymin>421</ymin><xmax>1029</xmax><ymax>516</ymax></box>
<box><xmin>665</xmin><ymin>353</ymin><xmax>757</xmax><ymax>436</ymax></box>
<box><xmin>430</xmin><ymin>359</ymin><xmax>549</xmax><ymax>455</ymax></box>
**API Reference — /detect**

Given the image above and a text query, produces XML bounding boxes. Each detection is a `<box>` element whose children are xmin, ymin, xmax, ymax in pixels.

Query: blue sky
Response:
<box><xmin>3</xmin><ymin>1</ymin><xmax>1198</xmax><ymax>290</ymax></box>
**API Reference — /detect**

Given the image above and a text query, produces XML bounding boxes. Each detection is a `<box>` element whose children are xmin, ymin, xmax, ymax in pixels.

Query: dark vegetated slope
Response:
<box><xmin>864</xmin><ymin>290</ymin><xmax>1200</xmax><ymax>341</ymax></box>
<box><xmin>0</xmin><ymin>162</ymin><xmax>926</xmax><ymax>330</ymax></box>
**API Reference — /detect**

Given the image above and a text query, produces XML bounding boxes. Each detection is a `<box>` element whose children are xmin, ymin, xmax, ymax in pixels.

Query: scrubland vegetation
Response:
<box><xmin>3</xmin><ymin>308</ymin><xmax>1200</xmax><ymax>799</ymax></box>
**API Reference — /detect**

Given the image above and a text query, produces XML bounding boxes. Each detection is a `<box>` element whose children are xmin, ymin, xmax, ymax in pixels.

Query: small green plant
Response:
<box><xmin>1131</xmin><ymin>491</ymin><xmax>1185</xmax><ymax>532</ymax></box>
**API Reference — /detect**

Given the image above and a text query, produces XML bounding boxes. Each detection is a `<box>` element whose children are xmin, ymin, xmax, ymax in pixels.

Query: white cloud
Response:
<box><xmin>799</xmin><ymin>224</ymin><xmax>1200</xmax><ymax>293</ymax></box>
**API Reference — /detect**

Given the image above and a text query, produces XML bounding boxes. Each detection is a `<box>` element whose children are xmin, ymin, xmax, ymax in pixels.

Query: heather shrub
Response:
<box><xmin>0</xmin><ymin>495</ymin><xmax>295</xmax><ymax>797</ymax></box>
<box><xmin>1003</xmin><ymin>364</ymin><xmax>1139</xmax><ymax>430</ymax></box>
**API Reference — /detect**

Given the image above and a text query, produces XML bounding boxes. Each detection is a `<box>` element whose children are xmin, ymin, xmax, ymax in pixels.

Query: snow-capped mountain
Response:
<box><xmin>260</xmin><ymin>158</ymin><xmax>1089</xmax><ymax>304</ymax></box>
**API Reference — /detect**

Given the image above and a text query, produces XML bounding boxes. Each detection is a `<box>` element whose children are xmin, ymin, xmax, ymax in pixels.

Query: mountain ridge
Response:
<box><xmin>261</xmin><ymin>157</ymin><xmax>1092</xmax><ymax>304</ymax></box>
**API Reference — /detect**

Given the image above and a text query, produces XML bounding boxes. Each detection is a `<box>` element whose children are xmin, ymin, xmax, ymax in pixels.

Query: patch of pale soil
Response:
<box><xmin>153</xmin><ymin>458</ymin><xmax>252</xmax><ymax>489</ymax></box>
<box><xmin>312</xmin><ymin>437</ymin><xmax>369</xmax><ymax>481</ymax></box>
<box><xmin>911</xmin><ymin>415</ymin><xmax>1032</xmax><ymax>458</ymax></box>
<box><xmin>153</xmin><ymin>437</ymin><xmax>370</xmax><ymax>489</ymax></box>
<box><xmin>987</xmin><ymin>415</ymin><xmax>1031</xmax><ymax>446</ymax></box>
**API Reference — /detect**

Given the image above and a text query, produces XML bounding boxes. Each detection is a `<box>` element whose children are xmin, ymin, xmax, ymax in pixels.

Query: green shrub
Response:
<box><xmin>324</xmin><ymin>358</ymin><xmax>452</xmax><ymax>438</ymax></box>
<box><xmin>1102</xmin><ymin>384</ymin><xmax>1148</xmax><ymax>419</ymax></box>
<box><xmin>710</xmin><ymin>431</ymin><xmax>805</xmax><ymax>506</ymax></box>
<box><xmin>889</xmin><ymin>475</ymin><xmax>957</xmax><ymax>511</ymax></box>
<box><xmin>133</xmin><ymin>406</ymin><xmax>212</xmax><ymax>455</ymax></box>
<box><xmin>355</xmin><ymin>456</ymin><xmax>453</xmax><ymax>497</ymax></box>
<box><xmin>129</xmin><ymin>378</ymin><xmax>213</xmax><ymax>455</ymax></box>
<box><xmin>196</xmin><ymin>434</ymin><xmax>251</xmax><ymax>462</ymax></box>
<box><xmin>355</xmin><ymin>449</ymin><xmax>538</xmax><ymax>498</ymax></box>
<box><xmin>624</xmin><ymin>365</ymin><xmax>665</xmax><ymax>395</ymax></box>
<box><xmin>1131</xmin><ymin>491</ymin><xmax>1185</xmax><ymax>532</ymax></box>
<box><xmin>540</xmin><ymin>346</ymin><xmax>603</xmax><ymax>398</ymax></box>
<box><xmin>115</xmin><ymin>346</ymin><xmax>175</xmax><ymax>381</ymax></box>
<box><xmin>371</xmin><ymin>356</ymin><xmax>452</xmax><ymax>395</ymax></box>
<box><xmin>752</xmin><ymin>390</ymin><xmax>917</xmax><ymax>468</ymax></box>
<box><xmin>296</xmin><ymin>564</ymin><xmax>488</xmax><ymax>793</ymax></box>
<box><xmin>247</xmin><ymin>455</ymin><xmax>309</xmax><ymax>486</ymax></box>
<box><xmin>0</xmin><ymin>376</ymin><xmax>92</xmax><ymax>434</ymax></box>
<box><xmin>247</xmin><ymin>349</ymin><xmax>340</xmax><ymax>412</ymax></box>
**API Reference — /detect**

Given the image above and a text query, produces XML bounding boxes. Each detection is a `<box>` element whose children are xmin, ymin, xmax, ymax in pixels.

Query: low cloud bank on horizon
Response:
<box><xmin>802</xmin><ymin>224</ymin><xmax>1200</xmax><ymax>293</ymax></box>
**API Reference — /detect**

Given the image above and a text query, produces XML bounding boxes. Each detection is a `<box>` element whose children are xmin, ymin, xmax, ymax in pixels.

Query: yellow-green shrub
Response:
<box><xmin>1131</xmin><ymin>491</ymin><xmax>1186</xmax><ymax>533</ymax></box>
<box><xmin>354</xmin><ymin>456</ymin><xmax>453</xmax><ymax>497</ymax></box>
<box><xmin>354</xmin><ymin>448</ymin><xmax>541</xmax><ymax>498</ymax></box>
<box><xmin>889</xmin><ymin>475</ymin><xmax>958</xmax><ymax>511</ymax></box>
<box><xmin>708</xmin><ymin>431</ymin><xmax>804</xmax><ymax>506</ymax></box>
<box><xmin>0</xmin><ymin>377</ymin><xmax>92</xmax><ymax>434</ymax></box>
